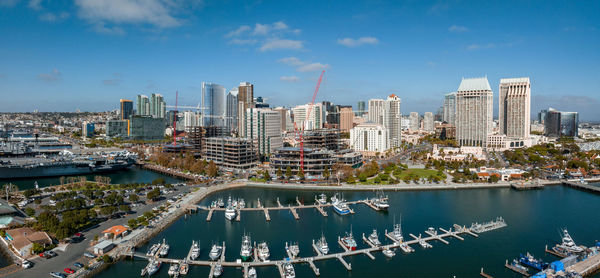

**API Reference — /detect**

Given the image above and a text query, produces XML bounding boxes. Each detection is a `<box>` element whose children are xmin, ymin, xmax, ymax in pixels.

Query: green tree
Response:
<box><xmin>285</xmin><ymin>167</ymin><xmax>293</xmax><ymax>179</ymax></box>
<box><xmin>127</xmin><ymin>218</ymin><xmax>138</xmax><ymax>228</ymax></box>
<box><xmin>358</xmin><ymin>173</ymin><xmax>367</xmax><ymax>182</ymax></box>
<box><xmin>207</xmin><ymin>161</ymin><xmax>218</xmax><ymax>177</ymax></box>
<box><xmin>146</xmin><ymin>188</ymin><xmax>161</xmax><ymax>201</ymax></box>
<box><xmin>24</xmin><ymin>207</ymin><xmax>36</xmax><ymax>217</ymax></box>
<box><xmin>102</xmin><ymin>254</ymin><xmax>113</xmax><ymax>263</ymax></box>
<box><xmin>128</xmin><ymin>194</ymin><xmax>139</xmax><ymax>203</ymax></box>
<box><xmin>262</xmin><ymin>170</ymin><xmax>271</xmax><ymax>181</ymax></box>
<box><xmin>298</xmin><ymin>170</ymin><xmax>305</xmax><ymax>180</ymax></box>
<box><xmin>489</xmin><ymin>175</ymin><xmax>500</xmax><ymax>183</ymax></box>
<box><xmin>323</xmin><ymin>166</ymin><xmax>330</xmax><ymax>180</ymax></box>
<box><xmin>119</xmin><ymin>204</ymin><xmax>130</xmax><ymax>212</ymax></box>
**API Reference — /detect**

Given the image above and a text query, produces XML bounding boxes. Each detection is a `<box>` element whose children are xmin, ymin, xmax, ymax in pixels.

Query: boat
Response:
<box><xmin>146</xmin><ymin>260</ymin><xmax>162</xmax><ymax>276</ymax></box>
<box><xmin>470</xmin><ymin>217</ymin><xmax>507</xmax><ymax>233</ymax></box>
<box><xmin>248</xmin><ymin>267</ymin><xmax>257</xmax><ymax>278</ymax></box>
<box><xmin>217</xmin><ymin>198</ymin><xmax>225</xmax><ymax>208</ymax></box>
<box><xmin>240</xmin><ymin>235</ymin><xmax>253</xmax><ymax>261</ymax></box>
<box><xmin>209</xmin><ymin>244</ymin><xmax>223</xmax><ymax>261</ymax></box>
<box><xmin>286</xmin><ymin>242</ymin><xmax>300</xmax><ymax>258</ymax></box>
<box><xmin>238</xmin><ymin>199</ymin><xmax>246</xmax><ymax>209</ymax></box>
<box><xmin>316</xmin><ymin>193</ymin><xmax>327</xmax><ymax>205</ymax></box>
<box><xmin>427</xmin><ymin>227</ymin><xmax>437</xmax><ymax>236</ymax></box>
<box><xmin>159</xmin><ymin>239</ymin><xmax>170</xmax><ymax>257</ymax></box>
<box><xmin>373</xmin><ymin>190</ymin><xmax>389</xmax><ymax>210</ymax></box>
<box><xmin>553</xmin><ymin>228</ymin><xmax>584</xmax><ymax>254</ymax></box>
<box><xmin>189</xmin><ymin>241</ymin><xmax>200</xmax><ymax>260</ymax></box>
<box><xmin>330</xmin><ymin>193</ymin><xmax>338</xmax><ymax>204</ymax></box>
<box><xmin>316</xmin><ymin>233</ymin><xmax>329</xmax><ymax>254</ymax></box>
<box><xmin>519</xmin><ymin>253</ymin><xmax>549</xmax><ymax>271</ymax></box>
<box><xmin>168</xmin><ymin>264</ymin><xmax>178</xmax><ymax>276</ymax></box>
<box><xmin>213</xmin><ymin>264</ymin><xmax>223</xmax><ymax>277</ymax></box>
<box><xmin>399</xmin><ymin>242</ymin><xmax>414</xmax><ymax>253</ymax></box>
<box><xmin>283</xmin><ymin>262</ymin><xmax>295</xmax><ymax>278</ymax></box>
<box><xmin>367</xmin><ymin>229</ymin><xmax>381</xmax><ymax>246</ymax></box>
<box><xmin>332</xmin><ymin>198</ymin><xmax>351</xmax><ymax>215</ymax></box>
<box><xmin>257</xmin><ymin>242</ymin><xmax>270</xmax><ymax>261</ymax></box>
<box><xmin>511</xmin><ymin>259</ymin><xmax>529</xmax><ymax>273</ymax></box>
<box><xmin>179</xmin><ymin>263</ymin><xmax>189</xmax><ymax>275</ymax></box>
<box><xmin>382</xmin><ymin>247</ymin><xmax>396</xmax><ymax>258</ymax></box>
<box><xmin>341</xmin><ymin>229</ymin><xmax>357</xmax><ymax>251</ymax></box>
<box><xmin>224</xmin><ymin>203</ymin><xmax>236</xmax><ymax>221</ymax></box>
<box><xmin>390</xmin><ymin>218</ymin><xmax>404</xmax><ymax>242</ymax></box>
<box><xmin>146</xmin><ymin>243</ymin><xmax>161</xmax><ymax>257</ymax></box>
<box><xmin>417</xmin><ymin>234</ymin><xmax>432</xmax><ymax>248</ymax></box>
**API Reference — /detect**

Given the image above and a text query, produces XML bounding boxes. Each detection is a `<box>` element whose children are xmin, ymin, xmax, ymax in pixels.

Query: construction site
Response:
<box><xmin>201</xmin><ymin>137</ymin><xmax>258</xmax><ymax>171</ymax></box>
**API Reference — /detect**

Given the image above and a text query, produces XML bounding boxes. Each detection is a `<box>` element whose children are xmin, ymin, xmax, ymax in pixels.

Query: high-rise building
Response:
<box><xmin>244</xmin><ymin>108</ymin><xmax>282</xmax><ymax>158</ymax></box>
<box><xmin>82</xmin><ymin>121</ymin><xmax>95</xmax><ymax>138</ymax></box>
<box><xmin>544</xmin><ymin>108</ymin><xmax>579</xmax><ymax>138</ymax></box>
<box><xmin>292</xmin><ymin>103</ymin><xmax>325</xmax><ymax>130</ymax></box>
<box><xmin>106</xmin><ymin>120</ymin><xmax>128</xmax><ymax>138</ymax></box>
<box><xmin>435</xmin><ymin>106</ymin><xmax>444</xmax><ymax>122</ymax></box>
<box><xmin>409</xmin><ymin>112</ymin><xmax>420</xmax><ymax>131</ymax></box>
<box><xmin>226</xmin><ymin>89</ymin><xmax>238</xmax><ymax>132</ymax></box>
<box><xmin>136</xmin><ymin>95</ymin><xmax>150</xmax><ymax>116</ymax></box>
<box><xmin>237</xmin><ymin>82</ymin><xmax>254</xmax><ymax>136</ymax></box>
<box><xmin>423</xmin><ymin>112</ymin><xmax>434</xmax><ymax>132</ymax></box>
<box><xmin>273</xmin><ymin>107</ymin><xmax>290</xmax><ymax>132</ymax></box>
<box><xmin>350</xmin><ymin>123</ymin><xmax>389</xmax><ymax>154</ymax></box>
<box><xmin>455</xmin><ymin>77</ymin><xmax>493</xmax><ymax>147</ymax></box>
<box><xmin>120</xmin><ymin>99</ymin><xmax>133</xmax><ymax>120</ymax></box>
<box><xmin>357</xmin><ymin>101</ymin><xmax>366</xmax><ymax>116</ymax></box>
<box><xmin>443</xmin><ymin>92</ymin><xmax>457</xmax><ymax>125</ymax></box>
<box><xmin>201</xmin><ymin>82</ymin><xmax>226</xmax><ymax>127</ymax></box>
<box><xmin>129</xmin><ymin>116</ymin><xmax>166</xmax><ymax>141</ymax></box>
<box><xmin>183</xmin><ymin>111</ymin><xmax>201</xmax><ymax>129</ymax></box>
<box><xmin>367</xmin><ymin>94</ymin><xmax>402</xmax><ymax>148</ymax></box>
<box><xmin>538</xmin><ymin>109</ymin><xmax>548</xmax><ymax>124</ymax></box>
<box><xmin>499</xmin><ymin>77</ymin><xmax>531</xmax><ymax>139</ymax></box>
<box><xmin>149</xmin><ymin>93</ymin><xmax>166</xmax><ymax>118</ymax></box>
<box><xmin>339</xmin><ymin>106</ymin><xmax>354</xmax><ymax>132</ymax></box>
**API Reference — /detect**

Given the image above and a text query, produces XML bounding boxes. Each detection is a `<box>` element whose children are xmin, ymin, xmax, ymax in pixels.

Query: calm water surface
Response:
<box><xmin>95</xmin><ymin>184</ymin><xmax>600</xmax><ymax>278</ymax></box>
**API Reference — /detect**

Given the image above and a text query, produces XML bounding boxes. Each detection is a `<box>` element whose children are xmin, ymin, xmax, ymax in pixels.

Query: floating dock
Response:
<box><xmin>505</xmin><ymin>259</ymin><xmax>530</xmax><ymax>276</ymax></box>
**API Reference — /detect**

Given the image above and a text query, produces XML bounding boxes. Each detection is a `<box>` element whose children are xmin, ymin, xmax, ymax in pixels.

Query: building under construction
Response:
<box><xmin>302</xmin><ymin>129</ymin><xmax>343</xmax><ymax>151</ymax></box>
<box><xmin>270</xmin><ymin>147</ymin><xmax>337</xmax><ymax>177</ymax></box>
<box><xmin>185</xmin><ymin>126</ymin><xmax>226</xmax><ymax>156</ymax></box>
<box><xmin>202</xmin><ymin>137</ymin><xmax>258</xmax><ymax>170</ymax></box>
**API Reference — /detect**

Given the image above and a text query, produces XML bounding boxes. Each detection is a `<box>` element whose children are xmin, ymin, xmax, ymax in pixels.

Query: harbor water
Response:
<box><xmin>1</xmin><ymin>167</ymin><xmax>184</xmax><ymax>190</ymax></box>
<box><xmin>96</xmin><ymin>184</ymin><xmax>600</xmax><ymax>277</ymax></box>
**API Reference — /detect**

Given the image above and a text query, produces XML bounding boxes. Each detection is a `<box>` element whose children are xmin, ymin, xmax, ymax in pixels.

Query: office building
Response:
<box><xmin>106</xmin><ymin>120</ymin><xmax>128</xmax><ymax>138</ymax></box>
<box><xmin>255</xmin><ymin>96</ymin><xmax>269</xmax><ymax>108</ymax></box>
<box><xmin>183</xmin><ymin>111</ymin><xmax>201</xmax><ymax>129</ymax></box>
<box><xmin>237</xmin><ymin>82</ymin><xmax>254</xmax><ymax>136</ymax></box>
<box><xmin>226</xmin><ymin>89</ymin><xmax>238</xmax><ymax>132</ymax></box>
<box><xmin>244</xmin><ymin>108</ymin><xmax>283</xmax><ymax>158</ymax></box>
<box><xmin>119</xmin><ymin>99</ymin><xmax>133</xmax><ymax>120</ymax></box>
<box><xmin>538</xmin><ymin>109</ymin><xmax>548</xmax><ymax>124</ymax></box>
<box><xmin>443</xmin><ymin>92</ymin><xmax>457</xmax><ymax>125</ymax></box>
<box><xmin>499</xmin><ymin>77</ymin><xmax>531</xmax><ymax>139</ymax></box>
<box><xmin>292</xmin><ymin>103</ymin><xmax>325</xmax><ymax>130</ymax></box>
<box><xmin>409</xmin><ymin>112</ymin><xmax>420</xmax><ymax>131</ymax></box>
<box><xmin>270</xmin><ymin>147</ymin><xmax>336</xmax><ymax>177</ymax></box>
<box><xmin>545</xmin><ymin>108</ymin><xmax>579</xmax><ymax>138</ymax></box>
<box><xmin>136</xmin><ymin>95</ymin><xmax>150</xmax><ymax>116</ymax></box>
<box><xmin>435</xmin><ymin>123</ymin><xmax>456</xmax><ymax>140</ymax></box>
<box><xmin>202</xmin><ymin>137</ymin><xmax>258</xmax><ymax>170</ymax></box>
<box><xmin>339</xmin><ymin>106</ymin><xmax>354</xmax><ymax>131</ymax></box>
<box><xmin>274</xmin><ymin>107</ymin><xmax>290</xmax><ymax>132</ymax></box>
<box><xmin>82</xmin><ymin>121</ymin><xmax>94</xmax><ymax>138</ymax></box>
<box><xmin>201</xmin><ymin>82</ymin><xmax>226</xmax><ymax>127</ymax></box>
<box><xmin>367</xmin><ymin>94</ymin><xmax>402</xmax><ymax>148</ymax></box>
<box><xmin>349</xmin><ymin>123</ymin><xmax>389</xmax><ymax>156</ymax></box>
<box><xmin>423</xmin><ymin>112</ymin><xmax>434</xmax><ymax>132</ymax></box>
<box><xmin>455</xmin><ymin>77</ymin><xmax>493</xmax><ymax>147</ymax></box>
<box><xmin>357</xmin><ymin>101</ymin><xmax>366</xmax><ymax>116</ymax></box>
<box><xmin>129</xmin><ymin>116</ymin><xmax>165</xmax><ymax>141</ymax></box>
<box><xmin>150</xmin><ymin>93</ymin><xmax>166</xmax><ymax>118</ymax></box>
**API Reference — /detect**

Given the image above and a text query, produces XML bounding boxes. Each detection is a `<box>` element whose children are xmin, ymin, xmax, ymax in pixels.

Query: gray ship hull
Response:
<box><xmin>0</xmin><ymin>161</ymin><xmax>134</xmax><ymax>179</ymax></box>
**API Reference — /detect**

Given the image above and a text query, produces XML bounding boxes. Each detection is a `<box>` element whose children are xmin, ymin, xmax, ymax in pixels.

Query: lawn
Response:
<box><xmin>393</xmin><ymin>168</ymin><xmax>446</xmax><ymax>180</ymax></box>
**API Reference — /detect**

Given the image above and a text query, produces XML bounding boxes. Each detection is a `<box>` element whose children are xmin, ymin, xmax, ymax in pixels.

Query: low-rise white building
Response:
<box><xmin>350</xmin><ymin>123</ymin><xmax>389</xmax><ymax>156</ymax></box>
<box><xmin>428</xmin><ymin>144</ymin><xmax>486</xmax><ymax>161</ymax></box>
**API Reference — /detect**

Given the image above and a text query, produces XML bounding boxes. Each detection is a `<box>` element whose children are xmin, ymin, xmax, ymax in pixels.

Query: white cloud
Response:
<box><xmin>280</xmin><ymin>76</ymin><xmax>299</xmax><ymax>82</ymax></box>
<box><xmin>28</xmin><ymin>0</ymin><xmax>41</xmax><ymax>10</ymax></box>
<box><xmin>0</xmin><ymin>0</ymin><xmax>20</xmax><ymax>7</ymax></box>
<box><xmin>75</xmin><ymin>0</ymin><xmax>184</xmax><ymax>33</ymax></box>
<box><xmin>337</xmin><ymin>36</ymin><xmax>379</xmax><ymax>47</ymax></box>
<box><xmin>228</xmin><ymin>38</ymin><xmax>257</xmax><ymax>45</ymax></box>
<box><xmin>39</xmin><ymin>11</ymin><xmax>70</xmax><ymax>22</ymax></box>
<box><xmin>467</xmin><ymin>43</ymin><xmax>495</xmax><ymax>50</ymax></box>
<box><xmin>225</xmin><ymin>25</ymin><xmax>250</xmax><ymax>37</ymax></box>
<box><xmin>448</xmin><ymin>25</ymin><xmax>468</xmax><ymax>33</ymax></box>
<box><xmin>297</xmin><ymin>63</ymin><xmax>329</xmax><ymax>72</ymax></box>
<box><xmin>37</xmin><ymin>68</ymin><xmax>61</xmax><ymax>83</ymax></box>
<box><xmin>260</xmin><ymin>39</ymin><xmax>303</xmax><ymax>52</ymax></box>
<box><xmin>93</xmin><ymin>22</ymin><xmax>125</xmax><ymax>35</ymax></box>
<box><xmin>277</xmin><ymin>57</ymin><xmax>304</xmax><ymax>66</ymax></box>
<box><xmin>253</xmin><ymin>23</ymin><xmax>270</xmax><ymax>36</ymax></box>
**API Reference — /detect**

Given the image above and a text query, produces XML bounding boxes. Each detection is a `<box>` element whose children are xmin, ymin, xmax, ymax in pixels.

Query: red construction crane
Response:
<box><xmin>173</xmin><ymin>91</ymin><xmax>178</xmax><ymax>146</ymax></box>
<box><xmin>299</xmin><ymin>70</ymin><xmax>325</xmax><ymax>175</ymax></box>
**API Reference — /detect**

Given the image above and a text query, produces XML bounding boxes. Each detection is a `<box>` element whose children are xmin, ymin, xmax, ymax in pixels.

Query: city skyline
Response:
<box><xmin>0</xmin><ymin>1</ymin><xmax>599</xmax><ymax>120</ymax></box>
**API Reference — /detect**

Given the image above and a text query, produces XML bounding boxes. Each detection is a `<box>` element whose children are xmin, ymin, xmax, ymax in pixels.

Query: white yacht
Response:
<box><xmin>240</xmin><ymin>235</ymin><xmax>253</xmax><ymax>261</ymax></box>
<box><xmin>159</xmin><ymin>239</ymin><xmax>170</xmax><ymax>257</ymax></box>
<box><xmin>553</xmin><ymin>228</ymin><xmax>584</xmax><ymax>254</ymax></box>
<box><xmin>189</xmin><ymin>240</ymin><xmax>200</xmax><ymax>260</ymax></box>
<box><xmin>367</xmin><ymin>229</ymin><xmax>381</xmax><ymax>246</ymax></box>
<box><xmin>248</xmin><ymin>267</ymin><xmax>257</xmax><ymax>278</ymax></box>
<box><xmin>257</xmin><ymin>242</ymin><xmax>270</xmax><ymax>262</ymax></box>
<box><xmin>390</xmin><ymin>217</ymin><xmax>404</xmax><ymax>243</ymax></box>
<box><xmin>286</xmin><ymin>242</ymin><xmax>300</xmax><ymax>258</ymax></box>
<box><xmin>283</xmin><ymin>262</ymin><xmax>295</xmax><ymax>278</ymax></box>
<box><xmin>146</xmin><ymin>260</ymin><xmax>162</xmax><ymax>276</ymax></box>
<box><xmin>399</xmin><ymin>242</ymin><xmax>414</xmax><ymax>253</ymax></box>
<box><xmin>213</xmin><ymin>264</ymin><xmax>223</xmax><ymax>277</ymax></box>
<box><xmin>168</xmin><ymin>264</ymin><xmax>178</xmax><ymax>276</ymax></box>
<box><xmin>316</xmin><ymin>193</ymin><xmax>327</xmax><ymax>205</ymax></box>
<box><xmin>224</xmin><ymin>204</ymin><xmax>236</xmax><ymax>221</ymax></box>
<box><xmin>209</xmin><ymin>244</ymin><xmax>223</xmax><ymax>261</ymax></box>
<box><xmin>316</xmin><ymin>234</ymin><xmax>329</xmax><ymax>255</ymax></box>
<box><xmin>382</xmin><ymin>247</ymin><xmax>396</xmax><ymax>258</ymax></box>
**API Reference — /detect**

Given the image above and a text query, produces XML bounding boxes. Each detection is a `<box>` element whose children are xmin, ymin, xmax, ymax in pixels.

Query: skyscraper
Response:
<box><xmin>201</xmin><ymin>82</ymin><xmax>226</xmax><ymax>127</ymax></box>
<box><xmin>443</xmin><ymin>92</ymin><xmax>457</xmax><ymax>125</ymax></box>
<box><xmin>339</xmin><ymin>106</ymin><xmax>354</xmax><ymax>132</ymax></box>
<box><xmin>423</xmin><ymin>112</ymin><xmax>434</xmax><ymax>132</ymax></box>
<box><xmin>499</xmin><ymin>77</ymin><xmax>531</xmax><ymax>139</ymax></box>
<box><xmin>136</xmin><ymin>94</ymin><xmax>150</xmax><ymax>116</ymax></box>
<box><xmin>544</xmin><ymin>108</ymin><xmax>579</xmax><ymax>138</ymax></box>
<box><xmin>292</xmin><ymin>103</ymin><xmax>325</xmax><ymax>130</ymax></box>
<box><xmin>455</xmin><ymin>77</ymin><xmax>493</xmax><ymax>147</ymax></box>
<box><xmin>367</xmin><ymin>94</ymin><xmax>402</xmax><ymax>148</ymax></box>
<box><xmin>409</xmin><ymin>112</ymin><xmax>420</xmax><ymax>131</ymax></box>
<box><xmin>237</xmin><ymin>82</ymin><xmax>254</xmax><ymax>136</ymax></box>
<box><xmin>226</xmin><ymin>89</ymin><xmax>238</xmax><ymax>132</ymax></box>
<box><xmin>150</xmin><ymin>93</ymin><xmax>165</xmax><ymax>118</ymax></box>
<box><xmin>245</xmin><ymin>108</ymin><xmax>282</xmax><ymax>159</ymax></box>
<box><xmin>357</xmin><ymin>101</ymin><xmax>366</xmax><ymax>116</ymax></box>
<box><xmin>120</xmin><ymin>99</ymin><xmax>133</xmax><ymax>120</ymax></box>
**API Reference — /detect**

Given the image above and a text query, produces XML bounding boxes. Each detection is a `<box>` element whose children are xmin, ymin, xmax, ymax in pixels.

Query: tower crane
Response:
<box><xmin>298</xmin><ymin>70</ymin><xmax>325</xmax><ymax>175</ymax></box>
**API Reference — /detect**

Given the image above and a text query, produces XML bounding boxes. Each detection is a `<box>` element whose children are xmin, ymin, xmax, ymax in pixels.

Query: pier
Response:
<box><xmin>563</xmin><ymin>181</ymin><xmax>600</xmax><ymax>194</ymax></box>
<box><xmin>289</xmin><ymin>206</ymin><xmax>300</xmax><ymax>220</ymax></box>
<box><xmin>133</xmin><ymin>220</ymin><xmax>505</xmax><ymax>276</ymax></box>
<box><xmin>505</xmin><ymin>259</ymin><xmax>530</xmax><ymax>276</ymax></box>
<box><xmin>425</xmin><ymin>228</ymin><xmax>449</xmax><ymax>244</ymax></box>
<box><xmin>544</xmin><ymin>244</ymin><xmax>567</xmax><ymax>258</ymax></box>
<box><xmin>206</xmin><ymin>209</ymin><xmax>214</xmax><ymax>222</ymax></box>
<box><xmin>263</xmin><ymin>208</ymin><xmax>271</xmax><ymax>221</ymax></box>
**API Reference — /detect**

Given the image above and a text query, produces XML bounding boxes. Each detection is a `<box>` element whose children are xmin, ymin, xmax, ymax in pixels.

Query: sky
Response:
<box><xmin>0</xmin><ymin>0</ymin><xmax>599</xmax><ymax>120</ymax></box>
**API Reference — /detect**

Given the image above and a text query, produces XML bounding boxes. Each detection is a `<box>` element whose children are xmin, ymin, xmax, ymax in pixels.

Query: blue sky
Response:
<box><xmin>0</xmin><ymin>0</ymin><xmax>599</xmax><ymax>120</ymax></box>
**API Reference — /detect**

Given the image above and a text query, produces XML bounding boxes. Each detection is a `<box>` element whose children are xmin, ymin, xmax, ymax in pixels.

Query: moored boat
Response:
<box><xmin>316</xmin><ymin>233</ymin><xmax>329</xmax><ymax>254</ymax></box>
<box><xmin>257</xmin><ymin>242</ymin><xmax>270</xmax><ymax>262</ymax></box>
<box><xmin>316</xmin><ymin>193</ymin><xmax>327</xmax><ymax>205</ymax></box>
<box><xmin>341</xmin><ymin>229</ymin><xmax>357</xmax><ymax>251</ymax></box>
<box><xmin>213</xmin><ymin>264</ymin><xmax>223</xmax><ymax>277</ymax></box>
<box><xmin>240</xmin><ymin>235</ymin><xmax>253</xmax><ymax>261</ymax></box>
<box><xmin>367</xmin><ymin>229</ymin><xmax>381</xmax><ymax>246</ymax></box>
<box><xmin>382</xmin><ymin>247</ymin><xmax>396</xmax><ymax>258</ymax></box>
<box><xmin>332</xmin><ymin>198</ymin><xmax>351</xmax><ymax>215</ymax></box>
<box><xmin>209</xmin><ymin>244</ymin><xmax>222</xmax><ymax>261</ymax></box>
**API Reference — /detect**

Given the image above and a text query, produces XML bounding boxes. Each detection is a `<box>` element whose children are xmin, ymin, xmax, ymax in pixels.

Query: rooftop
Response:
<box><xmin>500</xmin><ymin>77</ymin><xmax>530</xmax><ymax>84</ymax></box>
<box><xmin>458</xmin><ymin>77</ymin><xmax>492</xmax><ymax>92</ymax></box>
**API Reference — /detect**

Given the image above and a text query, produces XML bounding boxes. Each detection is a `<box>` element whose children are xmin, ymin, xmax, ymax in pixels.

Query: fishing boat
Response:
<box><xmin>316</xmin><ymin>233</ymin><xmax>329</xmax><ymax>254</ymax></box>
<box><xmin>168</xmin><ymin>264</ymin><xmax>178</xmax><ymax>276</ymax></box>
<box><xmin>399</xmin><ymin>242</ymin><xmax>414</xmax><ymax>253</ymax></box>
<box><xmin>224</xmin><ymin>203</ymin><xmax>236</xmax><ymax>221</ymax></box>
<box><xmin>330</xmin><ymin>193</ymin><xmax>338</xmax><ymax>204</ymax></box>
<box><xmin>146</xmin><ymin>260</ymin><xmax>161</xmax><ymax>276</ymax></box>
<box><xmin>248</xmin><ymin>267</ymin><xmax>257</xmax><ymax>278</ymax></box>
<box><xmin>240</xmin><ymin>235</ymin><xmax>253</xmax><ymax>261</ymax></box>
<box><xmin>382</xmin><ymin>247</ymin><xmax>396</xmax><ymax>258</ymax></box>
<box><xmin>257</xmin><ymin>242</ymin><xmax>270</xmax><ymax>262</ymax></box>
<box><xmin>217</xmin><ymin>198</ymin><xmax>225</xmax><ymax>208</ymax></box>
<box><xmin>519</xmin><ymin>253</ymin><xmax>549</xmax><ymax>271</ymax></box>
<box><xmin>189</xmin><ymin>241</ymin><xmax>200</xmax><ymax>260</ymax></box>
<box><xmin>283</xmin><ymin>262</ymin><xmax>295</xmax><ymax>278</ymax></box>
<box><xmin>238</xmin><ymin>199</ymin><xmax>246</xmax><ymax>209</ymax></box>
<box><xmin>390</xmin><ymin>218</ymin><xmax>404</xmax><ymax>242</ymax></box>
<box><xmin>286</xmin><ymin>242</ymin><xmax>300</xmax><ymax>258</ymax></box>
<box><xmin>367</xmin><ymin>229</ymin><xmax>381</xmax><ymax>246</ymax></box>
<box><xmin>213</xmin><ymin>264</ymin><xmax>223</xmax><ymax>277</ymax></box>
<box><xmin>553</xmin><ymin>228</ymin><xmax>584</xmax><ymax>254</ymax></box>
<box><xmin>332</xmin><ymin>198</ymin><xmax>351</xmax><ymax>215</ymax></box>
<box><xmin>427</xmin><ymin>227</ymin><xmax>437</xmax><ymax>236</ymax></box>
<box><xmin>511</xmin><ymin>259</ymin><xmax>529</xmax><ymax>273</ymax></box>
<box><xmin>179</xmin><ymin>263</ymin><xmax>189</xmax><ymax>275</ymax></box>
<box><xmin>159</xmin><ymin>239</ymin><xmax>170</xmax><ymax>257</ymax></box>
<box><xmin>341</xmin><ymin>229</ymin><xmax>357</xmax><ymax>251</ymax></box>
<box><xmin>146</xmin><ymin>243</ymin><xmax>160</xmax><ymax>257</ymax></box>
<box><xmin>209</xmin><ymin>244</ymin><xmax>223</xmax><ymax>261</ymax></box>
<box><xmin>316</xmin><ymin>193</ymin><xmax>327</xmax><ymax>205</ymax></box>
<box><xmin>373</xmin><ymin>190</ymin><xmax>389</xmax><ymax>210</ymax></box>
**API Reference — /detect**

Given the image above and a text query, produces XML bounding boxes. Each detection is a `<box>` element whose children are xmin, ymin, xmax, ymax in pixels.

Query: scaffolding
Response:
<box><xmin>202</xmin><ymin>137</ymin><xmax>258</xmax><ymax>170</ymax></box>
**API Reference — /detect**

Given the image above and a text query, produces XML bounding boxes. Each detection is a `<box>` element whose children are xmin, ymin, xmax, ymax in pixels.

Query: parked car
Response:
<box><xmin>83</xmin><ymin>252</ymin><xmax>96</xmax><ymax>258</ymax></box>
<box><xmin>49</xmin><ymin>272</ymin><xmax>65</xmax><ymax>278</ymax></box>
<box><xmin>73</xmin><ymin>262</ymin><xmax>84</xmax><ymax>268</ymax></box>
<box><xmin>21</xmin><ymin>260</ymin><xmax>32</xmax><ymax>269</ymax></box>
<box><xmin>44</xmin><ymin>251</ymin><xmax>57</xmax><ymax>258</ymax></box>
<box><xmin>64</xmin><ymin>268</ymin><xmax>75</xmax><ymax>274</ymax></box>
